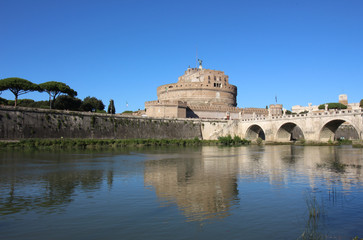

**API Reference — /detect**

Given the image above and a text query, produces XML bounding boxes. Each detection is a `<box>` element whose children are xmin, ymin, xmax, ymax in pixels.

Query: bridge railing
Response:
<box><xmin>240</xmin><ymin>108</ymin><xmax>363</xmax><ymax>122</ymax></box>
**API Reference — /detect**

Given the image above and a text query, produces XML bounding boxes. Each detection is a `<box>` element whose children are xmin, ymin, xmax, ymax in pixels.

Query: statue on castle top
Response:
<box><xmin>198</xmin><ymin>59</ymin><xmax>202</xmax><ymax>67</ymax></box>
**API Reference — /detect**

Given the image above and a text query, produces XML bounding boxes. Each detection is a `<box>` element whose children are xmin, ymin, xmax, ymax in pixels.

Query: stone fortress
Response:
<box><xmin>145</xmin><ymin>60</ymin><xmax>269</xmax><ymax>119</ymax></box>
<box><xmin>144</xmin><ymin>61</ymin><xmax>360</xmax><ymax>121</ymax></box>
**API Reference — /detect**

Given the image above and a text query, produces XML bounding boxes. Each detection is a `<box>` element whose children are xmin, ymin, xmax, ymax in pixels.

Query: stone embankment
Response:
<box><xmin>1</xmin><ymin>106</ymin><xmax>360</xmax><ymax>142</ymax></box>
<box><xmin>0</xmin><ymin>106</ymin><xmax>202</xmax><ymax>140</ymax></box>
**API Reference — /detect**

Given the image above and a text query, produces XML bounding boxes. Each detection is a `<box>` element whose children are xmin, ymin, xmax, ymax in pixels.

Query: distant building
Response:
<box><xmin>145</xmin><ymin>63</ymin><xmax>268</xmax><ymax>119</ymax></box>
<box><xmin>269</xmin><ymin>104</ymin><xmax>283</xmax><ymax>116</ymax></box>
<box><xmin>291</xmin><ymin>94</ymin><xmax>360</xmax><ymax>113</ymax></box>
<box><xmin>339</xmin><ymin>94</ymin><xmax>348</xmax><ymax>105</ymax></box>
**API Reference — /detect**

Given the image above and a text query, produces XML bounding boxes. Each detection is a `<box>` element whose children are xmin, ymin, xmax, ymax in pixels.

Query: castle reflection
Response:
<box><xmin>144</xmin><ymin>147</ymin><xmax>239</xmax><ymax>222</ymax></box>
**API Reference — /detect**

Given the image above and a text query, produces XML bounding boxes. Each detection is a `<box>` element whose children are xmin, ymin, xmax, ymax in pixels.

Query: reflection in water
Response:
<box><xmin>144</xmin><ymin>147</ymin><xmax>239</xmax><ymax>221</ymax></box>
<box><xmin>0</xmin><ymin>146</ymin><xmax>363</xmax><ymax>239</ymax></box>
<box><xmin>0</xmin><ymin>151</ymin><xmax>112</xmax><ymax>215</ymax></box>
<box><xmin>144</xmin><ymin>145</ymin><xmax>363</xmax><ymax>225</ymax></box>
<box><xmin>1</xmin><ymin>168</ymin><xmax>104</xmax><ymax>215</ymax></box>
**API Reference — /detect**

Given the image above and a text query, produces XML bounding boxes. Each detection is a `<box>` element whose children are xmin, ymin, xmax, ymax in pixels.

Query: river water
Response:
<box><xmin>1</xmin><ymin>145</ymin><xmax>363</xmax><ymax>240</ymax></box>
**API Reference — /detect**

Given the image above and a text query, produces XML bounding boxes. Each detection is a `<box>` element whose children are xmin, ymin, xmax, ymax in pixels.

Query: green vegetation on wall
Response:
<box><xmin>0</xmin><ymin>138</ymin><xmax>218</xmax><ymax>150</ymax></box>
<box><xmin>218</xmin><ymin>135</ymin><xmax>251</xmax><ymax>145</ymax></box>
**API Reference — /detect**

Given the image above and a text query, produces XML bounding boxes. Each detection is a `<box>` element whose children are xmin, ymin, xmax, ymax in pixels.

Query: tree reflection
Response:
<box><xmin>0</xmin><ymin>169</ymin><xmax>105</xmax><ymax>215</ymax></box>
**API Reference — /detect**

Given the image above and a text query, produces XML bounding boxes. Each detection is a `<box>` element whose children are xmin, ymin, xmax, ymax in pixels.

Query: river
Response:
<box><xmin>1</xmin><ymin>145</ymin><xmax>363</xmax><ymax>239</ymax></box>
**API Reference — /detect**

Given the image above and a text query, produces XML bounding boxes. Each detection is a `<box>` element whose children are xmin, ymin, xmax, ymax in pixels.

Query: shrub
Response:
<box><xmin>193</xmin><ymin>136</ymin><xmax>201</xmax><ymax>143</ymax></box>
<box><xmin>256</xmin><ymin>137</ymin><xmax>263</xmax><ymax>145</ymax></box>
<box><xmin>218</xmin><ymin>135</ymin><xmax>250</xmax><ymax>145</ymax></box>
<box><xmin>0</xmin><ymin>97</ymin><xmax>7</xmax><ymax>105</ymax></box>
<box><xmin>122</xmin><ymin>110</ymin><xmax>133</xmax><ymax>115</ymax></box>
<box><xmin>218</xmin><ymin>135</ymin><xmax>233</xmax><ymax>145</ymax></box>
<box><xmin>360</xmin><ymin>99</ymin><xmax>363</xmax><ymax>108</ymax></box>
<box><xmin>96</xmin><ymin>109</ymin><xmax>106</xmax><ymax>113</ymax></box>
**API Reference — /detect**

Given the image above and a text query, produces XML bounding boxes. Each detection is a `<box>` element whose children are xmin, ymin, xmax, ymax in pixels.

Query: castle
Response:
<box><xmin>145</xmin><ymin>61</ymin><xmax>270</xmax><ymax>119</ymax></box>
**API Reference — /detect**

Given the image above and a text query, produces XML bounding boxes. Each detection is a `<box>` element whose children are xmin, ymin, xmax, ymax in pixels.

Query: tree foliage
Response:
<box><xmin>360</xmin><ymin>99</ymin><xmax>363</xmax><ymax>108</ymax></box>
<box><xmin>318</xmin><ymin>103</ymin><xmax>347</xmax><ymax>110</ymax></box>
<box><xmin>54</xmin><ymin>95</ymin><xmax>82</xmax><ymax>111</ymax></box>
<box><xmin>81</xmin><ymin>96</ymin><xmax>105</xmax><ymax>112</ymax></box>
<box><xmin>107</xmin><ymin>99</ymin><xmax>116</xmax><ymax>114</ymax></box>
<box><xmin>0</xmin><ymin>97</ymin><xmax>7</xmax><ymax>105</ymax></box>
<box><xmin>0</xmin><ymin>77</ymin><xmax>41</xmax><ymax>106</ymax></box>
<box><xmin>1</xmin><ymin>98</ymin><xmax>51</xmax><ymax>109</ymax></box>
<box><xmin>39</xmin><ymin>81</ymin><xmax>77</xmax><ymax>109</ymax></box>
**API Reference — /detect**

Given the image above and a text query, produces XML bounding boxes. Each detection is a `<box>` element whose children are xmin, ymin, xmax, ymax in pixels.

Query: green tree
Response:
<box><xmin>39</xmin><ymin>81</ymin><xmax>77</xmax><ymax>109</ymax></box>
<box><xmin>0</xmin><ymin>77</ymin><xmax>41</xmax><ymax>106</ymax></box>
<box><xmin>81</xmin><ymin>96</ymin><xmax>105</xmax><ymax>112</ymax></box>
<box><xmin>107</xmin><ymin>99</ymin><xmax>116</xmax><ymax>114</ymax></box>
<box><xmin>360</xmin><ymin>99</ymin><xmax>363</xmax><ymax>108</ymax></box>
<box><xmin>54</xmin><ymin>95</ymin><xmax>82</xmax><ymax>111</ymax></box>
<box><xmin>318</xmin><ymin>103</ymin><xmax>347</xmax><ymax>110</ymax></box>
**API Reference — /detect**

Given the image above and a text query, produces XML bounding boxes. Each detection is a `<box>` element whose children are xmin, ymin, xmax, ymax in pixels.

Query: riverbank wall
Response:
<box><xmin>0</xmin><ymin>106</ymin><xmax>202</xmax><ymax>140</ymax></box>
<box><xmin>1</xmin><ymin>106</ymin><xmax>359</xmax><ymax>142</ymax></box>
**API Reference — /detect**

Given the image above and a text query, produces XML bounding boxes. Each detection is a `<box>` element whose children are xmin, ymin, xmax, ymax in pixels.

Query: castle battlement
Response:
<box><xmin>145</xmin><ymin>100</ymin><xmax>187</xmax><ymax>108</ymax></box>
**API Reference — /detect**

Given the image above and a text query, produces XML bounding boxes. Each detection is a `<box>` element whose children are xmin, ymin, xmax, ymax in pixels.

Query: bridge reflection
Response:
<box><xmin>144</xmin><ymin>145</ymin><xmax>363</xmax><ymax>222</ymax></box>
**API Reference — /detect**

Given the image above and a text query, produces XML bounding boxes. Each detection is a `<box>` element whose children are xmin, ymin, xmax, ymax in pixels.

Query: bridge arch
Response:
<box><xmin>319</xmin><ymin>118</ymin><xmax>360</xmax><ymax>141</ymax></box>
<box><xmin>245</xmin><ymin>124</ymin><xmax>266</xmax><ymax>140</ymax></box>
<box><xmin>276</xmin><ymin>122</ymin><xmax>304</xmax><ymax>142</ymax></box>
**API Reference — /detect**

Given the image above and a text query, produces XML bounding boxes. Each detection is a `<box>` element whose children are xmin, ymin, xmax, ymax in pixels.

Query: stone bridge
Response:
<box><xmin>201</xmin><ymin>109</ymin><xmax>363</xmax><ymax>142</ymax></box>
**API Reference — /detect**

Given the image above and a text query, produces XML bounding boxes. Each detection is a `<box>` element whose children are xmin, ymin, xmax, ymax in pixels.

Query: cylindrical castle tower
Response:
<box><xmin>156</xmin><ymin>67</ymin><xmax>237</xmax><ymax>107</ymax></box>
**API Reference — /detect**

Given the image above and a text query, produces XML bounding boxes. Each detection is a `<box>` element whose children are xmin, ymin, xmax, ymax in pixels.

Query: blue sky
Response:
<box><xmin>1</xmin><ymin>0</ymin><xmax>362</xmax><ymax>112</ymax></box>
